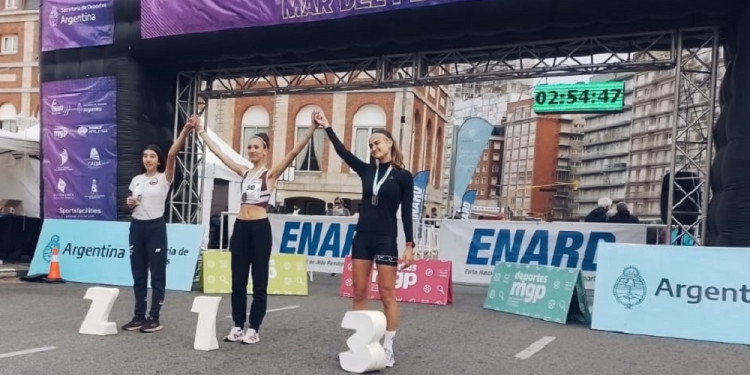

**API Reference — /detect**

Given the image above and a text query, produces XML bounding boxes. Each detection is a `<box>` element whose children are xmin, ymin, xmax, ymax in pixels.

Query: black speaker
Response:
<box><xmin>660</xmin><ymin>171</ymin><xmax>701</xmax><ymax>226</ymax></box>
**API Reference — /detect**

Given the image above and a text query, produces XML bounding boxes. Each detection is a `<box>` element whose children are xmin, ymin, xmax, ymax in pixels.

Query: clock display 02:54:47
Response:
<box><xmin>535</xmin><ymin>88</ymin><xmax>623</xmax><ymax>106</ymax></box>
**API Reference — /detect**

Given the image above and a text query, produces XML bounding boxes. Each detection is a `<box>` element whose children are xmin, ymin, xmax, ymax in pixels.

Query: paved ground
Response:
<box><xmin>0</xmin><ymin>275</ymin><xmax>748</xmax><ymax>375</ymax></box>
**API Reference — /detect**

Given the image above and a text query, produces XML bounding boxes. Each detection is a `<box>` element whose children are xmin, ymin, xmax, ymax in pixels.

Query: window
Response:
<box><xmin>5</xmin><ymin>0</ymin><xmax>16</xmax><ymax>10</ymax></box>
<box><xmin>483</xmin><ymin>153</ymin><xmax>488</xmax><ymax>161</ymax></box>
<box><xmin>352</xmin><ymin>104</ymin><xmax>386</xmax><ymax>162</ymax></box>
<box><xmin>481</xmin><ymin>177</ymin><xmax>487</xmax><ymax>184</ymax></box>
<box><xmin>2</xmin><ymin>35</ymin><xmax>17</xmax><ymax>54</ymax></box>
<box><xmin>0</xmin><ymin>102</ymin><xmax>16</xmax><ymax>131</ymax></box>
<box><xmin>295</xmin><ymin>105</ymin><xmax>325</xmax><ymax>171</ymax></box>
<box><xmin>241</xmin><ymin>106</ymin><xmax>270</xmax><ymax>158</ymax></box>
<box><xmin>492</xmin><ymin>165</ymin><xmax>500</xmax><ymax>173</ymax></box>
<box><xmin>482</xmin><ymin>165</ymin><xmax>487</xmax><ymax>172</ymax></box>
<box><xmin>480</xmin><ymin>189</ymin><xmax>486</xmax><ymax>196</ymax></box>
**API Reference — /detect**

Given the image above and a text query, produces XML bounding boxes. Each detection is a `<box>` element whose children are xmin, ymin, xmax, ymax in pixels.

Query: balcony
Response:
<box><xmin>577</xmin><ymin>163</ymin><xmax>628</xmax><ymax>175</ymax></box>
<box><xmin>581</xmin><ymin>151</ymin><xmax>629</xmax><ymax>161</ymax></box>
<box><xmin>584</xmin><ymin>134</ymin><xmax>630</xmax><ymax>146</ymax></box>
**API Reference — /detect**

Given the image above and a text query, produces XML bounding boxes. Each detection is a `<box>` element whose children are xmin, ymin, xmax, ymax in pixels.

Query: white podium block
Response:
<box><xmin>191</xmin><ymin>296</ymin><xmax>222</xmax><ymax>351</ymax></box>
<box><xmin>338</xmin><ymin>310</ymin><xmax>387</xmax><ymax>373</ymax></box>
<box><xmin>79</xmin><ymin>287</ymin><xmax>120</xmax><ymax>336</ymax></box>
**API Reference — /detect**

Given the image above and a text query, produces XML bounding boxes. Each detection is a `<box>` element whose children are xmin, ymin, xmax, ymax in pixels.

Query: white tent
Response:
<box><xmin>199</xmin><ymin>129</ymin><xmax>252</xmax><ymax>248</ymax></box>
<box><xmin>0</xmin><ymin>125</ymin><xmax>247</xmax><ymax>239</ymax></box>
<box><xmin>0</xmin><ymin>125</ymin><xmax>40</xmax><ymax>218</ymax></box>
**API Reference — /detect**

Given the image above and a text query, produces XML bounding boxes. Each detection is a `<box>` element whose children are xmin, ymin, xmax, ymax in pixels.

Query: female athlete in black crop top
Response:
<box><xmin>313</xmin><ymin>111</ymin><xmax>413</xmax><ymax>368</ymax></box>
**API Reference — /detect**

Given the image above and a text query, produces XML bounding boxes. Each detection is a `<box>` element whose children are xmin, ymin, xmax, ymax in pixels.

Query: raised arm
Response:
<box><xmin>400</xmin><ymin>171</ymin><xmax>415</xmax><ymax>267</ymax></box>
<box><xmin>164</xmin><ymin>121</ymin><xmax>193</xmax><ymax>184</ymax></box>
<box><xmin>193</xmin><ymin>115</ymin><xmax>248</xmax><ymax>176</ymax></box>
<box><xmin>312</xmin><ymin>111</ymin><xmax>368</xmax><ymax>175</ymax></box>
<box><xmin>268</xmin><ymin>120</ymin><xmax>315</xmax><ymax>180</ymax></box>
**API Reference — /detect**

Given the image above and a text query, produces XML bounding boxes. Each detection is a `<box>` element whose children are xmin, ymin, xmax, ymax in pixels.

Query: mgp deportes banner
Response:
<box><xmin>42</xmin><ymin>77</ymin><xmax>117</xmax><ymax>221</ymax></box>
<box><xmin>42</xmin><ymin>0</ymin><xmax>114</xmax><ymax>51</ymax></box>
<box><xmin>141</xmin><ymin>0</ymin><xmax>475</xmax><ymax>39</ymax></box>
<box><xmin>438</xmin><ymin>220</ymin><xmax>646</xmax><ymax>289</ymax></box>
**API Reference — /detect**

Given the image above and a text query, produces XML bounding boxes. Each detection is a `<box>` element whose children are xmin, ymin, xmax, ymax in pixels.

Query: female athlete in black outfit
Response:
<box><xmin>313</xmin><ymin>111</ymin><xmax>414</xmax><ymax>368</ymax></box>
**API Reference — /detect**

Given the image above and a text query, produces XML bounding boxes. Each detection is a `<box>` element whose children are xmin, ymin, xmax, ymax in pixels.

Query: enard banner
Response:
<box><xmin>438</xmin><ymin>220</ymin><xmax>646</xmax><ymax>289</ymax></box>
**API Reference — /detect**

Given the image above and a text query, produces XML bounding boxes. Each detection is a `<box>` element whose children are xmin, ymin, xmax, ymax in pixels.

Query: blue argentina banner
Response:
<box><xmin>593</xmin><ymin>243</ymin><xmax>750</xmax><ymax>345</ymax></box>
<box><xmin>29</xmin><ymin>219</ymin><xmax>202</xmax><ymax>291</ymax></box>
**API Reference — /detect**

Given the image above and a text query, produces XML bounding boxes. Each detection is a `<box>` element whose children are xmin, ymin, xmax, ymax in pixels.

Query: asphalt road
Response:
<box><xmin>0</xmin><ymin>276</ymin><xmax>747</xmax><ymax>375</ymax></box>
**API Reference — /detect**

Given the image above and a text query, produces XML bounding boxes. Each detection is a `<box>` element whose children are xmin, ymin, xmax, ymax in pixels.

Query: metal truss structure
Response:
<box><xmin>667</xmin><ymin>28</ymin><xmax>720</xmax><ymax>246</ymax></box>
<box><xmin>197</xmin><ymin>31</ymin><xmax>677</xmax><ymax>98</ymax></box>
<box><xmin>169</xmin><ymin>72</ymin><xmax>208</xmax><ymax>224</ymax></box>
<box><xmin>170</xmin><ymin>28</ymin><xmax>720</xmax><ymax>246</ymax></box>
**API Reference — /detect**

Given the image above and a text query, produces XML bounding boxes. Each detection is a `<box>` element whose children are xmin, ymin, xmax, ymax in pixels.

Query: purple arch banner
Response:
<box><xmin>141</xmin><ymin>0</ymin><xmax>475</xmax><ymax>39</ymax></box>
<box><xmin>41</xmin><ymin>0</ymin><xmax>114</xmax><ymax>52</ymax></box>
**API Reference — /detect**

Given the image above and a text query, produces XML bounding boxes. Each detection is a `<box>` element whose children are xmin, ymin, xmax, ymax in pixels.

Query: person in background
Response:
<box><xmin>325</xmin><ymin>202</ymin><xmax>334</xmax><ymax>216</ymax></box>
<box><xmin>314</xmin><ymin>110</ymin><xmax>414</xmax><ymax>368</ymax></box>
<box><xmin>585</xmin><ymin>197</ymin><xmax>612</xmax><ymax>223</ymax></box>
<box><xmin>121</xmin><ymin>117</ymin><xmax>192</xmax><ymax>333</ymax></box>
<box><xmin>331</xmin><ymin>197</ymin><xmax>351</xmax><ymax>216</ymax></box>
<box><xmin>608</xmin><ymin>202</ymin><xmax>640</xmax><ymax>224</ymax></box>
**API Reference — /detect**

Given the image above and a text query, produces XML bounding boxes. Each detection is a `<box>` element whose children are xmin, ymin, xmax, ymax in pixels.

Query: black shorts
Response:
<box><xmin>351</xmin><ymin>233</ymin><xmax>398</xmax><ymax>266</ymax></box>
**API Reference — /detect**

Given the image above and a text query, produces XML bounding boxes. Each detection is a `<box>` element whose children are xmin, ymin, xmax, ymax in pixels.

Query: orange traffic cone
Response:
<box><xmin>43</xmin><ymin>247</ymin><xmax>65</xmax><ymax>283</ymax></box>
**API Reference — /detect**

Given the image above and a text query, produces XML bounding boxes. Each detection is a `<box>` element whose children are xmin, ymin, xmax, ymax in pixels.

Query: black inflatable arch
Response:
<box><xmin>40</xmin><ymin>0</ymin><xmax>750</xmax><ymax>246</ymax></box>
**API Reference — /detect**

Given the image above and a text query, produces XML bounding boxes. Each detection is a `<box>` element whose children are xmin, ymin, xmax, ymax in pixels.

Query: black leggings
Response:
<box><xmin>129</xmin><ymin>217</ymin><xmax>168</xmax><ymax>319</ymax></box>
<box><xmin>229</xmin><ymin>218</ymin><xmax>272</xmax><ymax>331</ymax></box>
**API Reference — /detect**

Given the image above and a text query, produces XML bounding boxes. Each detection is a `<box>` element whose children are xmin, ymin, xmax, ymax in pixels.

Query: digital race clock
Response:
<box><xmin>533</xmin><ymin>81</ymin><xmax>625</xmax><ymax>114</ymax></box>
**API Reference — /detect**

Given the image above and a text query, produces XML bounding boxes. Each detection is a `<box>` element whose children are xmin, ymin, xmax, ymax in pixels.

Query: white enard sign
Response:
<box><xmin>438</xmin><ymin>221</ymin><xmax>647</xmax><ymax>289</ymax></box>
<box><xmin>269</xmin><ymin>215</ymin><xmax>405</xmax><ymax>274</ymax></box>
<box><xmin>267</xmin><ymin>215</ymin><xmax>647</xmax><ymax>288</ymax></box>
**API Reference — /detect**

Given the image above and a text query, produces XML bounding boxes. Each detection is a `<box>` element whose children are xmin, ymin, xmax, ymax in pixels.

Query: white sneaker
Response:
<box><xmin>384</xmin><ymin>347</ymin><xmax>395</xmax><ymax>368</ymax></box>
<box><xmin>241</xmin><ymin>328</ymin><xmax>260</xmax><ymax>344</ymax></box>
<box><xmin>224</xmin><ymin>327</ymin><xmax>244</xmax><ymax>342</ymax></box>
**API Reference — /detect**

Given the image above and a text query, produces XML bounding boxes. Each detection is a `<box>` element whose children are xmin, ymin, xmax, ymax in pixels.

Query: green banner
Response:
<box><xmin>202</xmin><ymin>252</ymin><xmax>308</xmax><ymax>295</ymax></box>
<box><xmin>483</xmin><ymin>262</ymin><xmax>590</xmax><ymax>324</ymax></box>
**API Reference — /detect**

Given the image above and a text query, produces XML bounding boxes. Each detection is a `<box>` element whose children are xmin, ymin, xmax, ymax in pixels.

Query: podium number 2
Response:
<box><xmin>79</xmin><ymin>287</ymin><xmax>119</xmax><ymax>336</ymax></box>
<box><xmin>338</xmin><ymin>311</ymin><xmax>387</xmax><ymax>373</ymax></box>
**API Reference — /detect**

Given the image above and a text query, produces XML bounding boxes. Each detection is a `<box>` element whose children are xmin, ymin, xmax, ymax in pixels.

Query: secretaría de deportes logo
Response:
<box><xmin>613</xmin><ymin>266</ymin><xmax>647</xmax><ymax>309</ymax></box>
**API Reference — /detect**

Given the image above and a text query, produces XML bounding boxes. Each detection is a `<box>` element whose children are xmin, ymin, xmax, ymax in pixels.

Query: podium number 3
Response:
<box><xmin>338</xmin><ymin>311</ymin><xmax>387</xmax><ymax>373</ymax></box>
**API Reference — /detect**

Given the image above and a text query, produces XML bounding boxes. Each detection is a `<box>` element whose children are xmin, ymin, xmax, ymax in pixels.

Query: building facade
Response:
<box><xmin>208</xmin><ymin>86</ymin><xmax>451</xmax><ymax>216</ymax></box>
<box><xmin>576</xmin><ymin>73</ymin><xmax>635</xmax><ymax>218</ymax></box>
<box><xmin>0</xmin><ymin>0</ymin><xmax>39</xmax><ymax>132</ymax></box>
<box><xmin>466</xmin><ymin>130</ymin><xmax>503</xmax><ymax>209</ymax></box>
<box><xmin>500</xmin><ymin>98</ymin><xmax>582</xmax><ymax>220</ymax></box>
<box><xmin>446</xmin><ymin>80</ymin><xmax>532</xmax><ymax>216</ymax></box>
